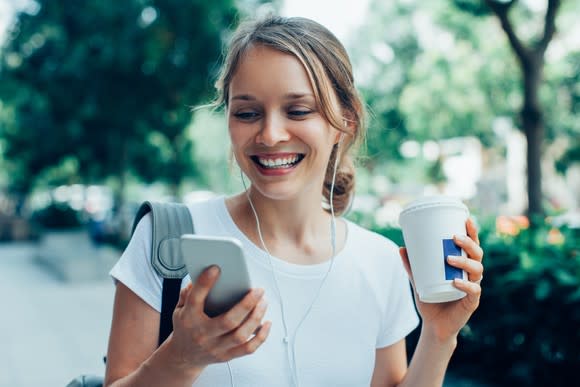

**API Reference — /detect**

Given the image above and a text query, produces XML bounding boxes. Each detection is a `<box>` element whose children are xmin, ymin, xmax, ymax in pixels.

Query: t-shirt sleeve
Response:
<box><xmin>109</xmin><ymin>213</ymin><xmax>164</xmax><ymax>312</ymax></box>
<box><xmin>376</xmin><ymin>243</ymin><xmax>420</xmax><ymax>348</ymax></box>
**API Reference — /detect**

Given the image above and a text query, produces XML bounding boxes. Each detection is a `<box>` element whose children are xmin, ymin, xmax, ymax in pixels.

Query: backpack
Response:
<box><xmin>66</xmin><ymin>201</ymin><xmax>193</xmax><ymax>387</ymax></box>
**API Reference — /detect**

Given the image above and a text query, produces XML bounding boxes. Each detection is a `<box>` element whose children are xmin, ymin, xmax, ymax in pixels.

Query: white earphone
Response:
<box><xmin>233</xmin><ymin>137</ymin><xmax>342</xmax><ymax>387</ymax></box>
<box><xmin>226</xmin><ymin>117</ymin><xmax>350</xmax><ymax>387</ymax></box>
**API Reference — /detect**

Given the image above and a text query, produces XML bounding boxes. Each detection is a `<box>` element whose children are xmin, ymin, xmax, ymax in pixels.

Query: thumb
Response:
<box><xmin>399</xmin><ymin>247</ymin><xmax>418</xmax><ymax>288</ymax></box>
<box><xmin>399</xmin><ymin>247</ymin><xmax>421</xmax><ymax>302</ymax></box>
<box><xmin>188</xmin><ymin>265</ymin><xmax>221</xmax><ymax>313</ymax></box>
<box><xmin>399</xmin><ymin>247</ymin><xmax>412</xmax><ymax>279</ymax></box>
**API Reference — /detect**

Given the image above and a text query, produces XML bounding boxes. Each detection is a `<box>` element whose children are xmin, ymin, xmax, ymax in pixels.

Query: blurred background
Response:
<box><xmin>0</xmin><ymin>0</ymin><xmax>578</xmax><ymax>386</ymax></box>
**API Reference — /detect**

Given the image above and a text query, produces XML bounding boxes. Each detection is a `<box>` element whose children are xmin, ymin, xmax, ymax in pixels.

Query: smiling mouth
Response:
<box><xmin>250</xmin><ymin>154</ymin><xmax>305</xmax><ymax>169</ymax></box>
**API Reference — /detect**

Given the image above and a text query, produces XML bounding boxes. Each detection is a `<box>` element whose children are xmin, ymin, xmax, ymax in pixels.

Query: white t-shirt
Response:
<box><xmin>110</xmin><ymin>196</ymin><xmax>419</xmax><ymax>387</ymax></box>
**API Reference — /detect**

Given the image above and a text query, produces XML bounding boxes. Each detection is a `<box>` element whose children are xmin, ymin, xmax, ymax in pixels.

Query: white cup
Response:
<box><xmin>398</xmin><ymin>195</ymin><xmax>469</xmax><ymax>303</ymax></box>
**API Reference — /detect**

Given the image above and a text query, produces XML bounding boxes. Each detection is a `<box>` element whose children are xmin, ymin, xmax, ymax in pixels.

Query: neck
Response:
<box><xmin>226</xmin><ymin>189</ymin><xmax>340</xmax><ymax>265</ymax></box>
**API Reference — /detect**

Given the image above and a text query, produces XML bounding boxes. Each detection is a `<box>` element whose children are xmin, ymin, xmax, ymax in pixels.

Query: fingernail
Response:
<box><xmin>258</xmin><ymin>299</ymin><xmax>268</xmax><ymax>311</ymax></box>
<box><xmin>454</xmin><ymin>235</ymin><xmax>466</xmax><ymax>242</ymax></box>
<box><xmin>447</xmin><ymin>255</ymin><xmax>460</xmax><ymax>263</ymax></box>
<box><xmin>208</xmin><ymin>265</ymin><xmax>220</xmax><ymax>276</ymax></box>
<box><xmin>254</xmin><ymin>288</ymin><xmax>265</xmax><ymax>297</ymax></box>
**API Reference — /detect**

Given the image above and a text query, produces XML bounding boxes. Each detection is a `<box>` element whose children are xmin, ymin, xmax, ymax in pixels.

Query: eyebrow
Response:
<box><xmin>230</xmin><ymin>92</ymin><xmax>315</xmax><ymax>101</ymax></box>
<box><xmin>284</xmin><ymin>92</ymin><xmax>314</xmax><ymax>100</ymax></box>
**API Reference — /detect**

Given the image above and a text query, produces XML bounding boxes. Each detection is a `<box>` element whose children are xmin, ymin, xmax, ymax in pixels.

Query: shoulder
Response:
<box><xmin>344</xmin><ymin>220</ymin><xmax>400</xmax><ymax>261</ymax></box>
<box><xmin>186</xmin><ymin>195</ymin><xmax>225</xmax><ymax>221</ymax></box>
<box><xmin>342</xmin><ymin>219</ymin><xmax>407</xmax><ymax>291</ymax></box>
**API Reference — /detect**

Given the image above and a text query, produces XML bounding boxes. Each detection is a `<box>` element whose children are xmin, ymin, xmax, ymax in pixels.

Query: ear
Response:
<box><xmin>335</xmin><ymin>113</ymin><xmax>355</xmax><ymax>144</ymax></box>
<box><xmin>334</xmin><ymin>130</ymin><xmax>345</xmax><ymax>145</ymax></box>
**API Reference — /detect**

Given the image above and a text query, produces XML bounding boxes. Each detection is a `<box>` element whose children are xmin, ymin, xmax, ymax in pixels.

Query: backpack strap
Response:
<box><xmin>132</xmin><ymin>201</ymin><xmax>194</xmax><ymax>279</ymax></box>
<box><xmin>159</xmin><ymin>277</ymin><xmax>182</xmax><ymax>346</ymax></box>
<box><xmin>131</xmin><ymin>201</ymin><xmax>194</xmax><ymax>346</ymax></box>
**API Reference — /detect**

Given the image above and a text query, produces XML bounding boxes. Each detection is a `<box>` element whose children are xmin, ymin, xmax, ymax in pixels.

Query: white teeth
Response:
<box><xmin>257</xmin><ymin>155</ymin><xmax>300</xmax><ymax>168</ymax></box>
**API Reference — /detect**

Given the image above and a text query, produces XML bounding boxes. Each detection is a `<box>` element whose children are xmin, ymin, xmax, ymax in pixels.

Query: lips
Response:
<box><xmin>251</xmin><ymin>154</ymin><xmax>304</xmax><ymax>169</ymax></box>
<box><xmin>249</xmin><ymin>153</ymin><xmax>305</xmax><ymax>174</ymax></box>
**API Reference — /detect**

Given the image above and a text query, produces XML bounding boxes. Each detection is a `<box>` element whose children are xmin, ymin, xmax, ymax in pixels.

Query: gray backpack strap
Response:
<box><xmin>131</xmin><ymin>201</ymin><xmax>194</xmax><ymax>279</ymax></box>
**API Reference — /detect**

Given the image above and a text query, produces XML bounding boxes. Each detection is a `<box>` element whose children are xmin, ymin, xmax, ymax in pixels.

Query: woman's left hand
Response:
<box><xmin>399</xmin><ymin>217</ymin><xmax>484</xmax><ymax>342</ymax></box>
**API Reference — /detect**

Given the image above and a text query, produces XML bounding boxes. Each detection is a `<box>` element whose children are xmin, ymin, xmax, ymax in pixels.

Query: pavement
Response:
<box><xmin>0</xmin><ymin>241</ymin><xmax>115</xmax><ymax>387</ymax></box>
<box><xmin>0</xmin><ymin>238</ymin><xmax>488</xmax><ymax>387</ymax></box>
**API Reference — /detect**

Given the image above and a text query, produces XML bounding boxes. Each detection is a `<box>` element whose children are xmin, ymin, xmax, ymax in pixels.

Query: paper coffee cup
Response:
<box><xmin>399</xmin><ymin>195</ymin><xmax>469</xmax><ymax>303</ymax></box>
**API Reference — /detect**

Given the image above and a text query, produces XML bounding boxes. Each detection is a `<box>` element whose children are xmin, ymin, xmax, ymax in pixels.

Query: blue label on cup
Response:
<box><xmin>443</xmin><ymin>239</ymin><xmax>463</xmax><ymax>280</ymax></box>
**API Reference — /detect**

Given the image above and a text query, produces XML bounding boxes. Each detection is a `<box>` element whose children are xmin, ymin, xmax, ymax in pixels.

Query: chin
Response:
<box><xmin>251</xmin><ymin>183</ymin><xmax>302</xmax><ymax>202</ymax></box>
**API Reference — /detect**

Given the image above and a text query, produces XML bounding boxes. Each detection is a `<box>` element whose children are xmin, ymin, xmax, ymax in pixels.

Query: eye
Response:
<box><xmin>288</xmin><ymin>109</ymin><xmax>312</xmax><ymax>119</ymax></box>
<box><xmin>233</xmin><ymin>111</ymin><xmax>260</xmax><ymax>121</ymax></box>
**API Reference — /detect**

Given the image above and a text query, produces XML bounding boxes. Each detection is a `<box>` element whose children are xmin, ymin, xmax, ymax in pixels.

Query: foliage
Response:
<box><xmin>0</xmin><ymin>0</ymin><xmax>237</xmax><ymax>198</ymax></box>
<box><xmin>368</xmin><ymin>215</ymin><xmax>580</xmax><ymax>386</ymax></box>
<box><xmin>348</xmin><ymin>0</ymin><xmax>579</xmax><ymax>215</ymax></box>
<box><xmin>348</xmin><ymin>0</ymin><xmax>419</xmax><ymax>165</ymax></box>
<box><xmin>452</xmin><ymin>220</ymin><xmax>580</xmax><ymax>385</ymax></box>
<box><xmin>552</xmin><ymin>50</ymin><xmax>580</xmax><ymax>173</ymax></box>
<box><xmin>450</xmin><ymin>0</ymin><xmax>568</xmax><ymax>218</ymax></box>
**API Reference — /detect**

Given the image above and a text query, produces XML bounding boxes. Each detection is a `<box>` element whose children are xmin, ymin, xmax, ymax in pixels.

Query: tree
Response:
<box><xmin>0</xmin><ymin>0</ymin><xmax>236</xmax><ymax>208</ymax></box>
<box><xmin>350</xmin><ymin>0</ymin><xmax>577</xmax><ymax>218</ymax></box>
<box><xmin>552</xmin><ymin>51</ymin><xmax>580</xmax><ymax>176</ymax></box>
<box><xmin>454</xmin><ymin>0</ymin><xmax>563</xmax><ymax>219</ymax></box>
<box><xmin>348</xmin><ymin>0</ymin><xmax>420</xmax><ymax>168</ymax></box>
<box><xmin>348</xmin><ymin>0</ymin><xmax>509</xmax><ymax>190</ymax></box>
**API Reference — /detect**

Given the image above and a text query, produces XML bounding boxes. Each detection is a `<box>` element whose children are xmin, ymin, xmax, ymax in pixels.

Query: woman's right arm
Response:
<box><xmin>104</xmin><ymin>280</ymin><xmax>201</xmax><ymax>386</ymax></box>
<box><xmin>104</xmin><ymin>266</ymin><xmax>270</xmax><ymax>387</ymax></box>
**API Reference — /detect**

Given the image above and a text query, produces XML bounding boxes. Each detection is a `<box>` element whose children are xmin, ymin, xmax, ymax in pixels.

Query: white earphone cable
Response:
<box><xmin>226</xmin><ymin>361</ymin><xmax>235</xmax><ymax>387</ymax></box>
<box><xmin>239</xmin><ymin>138</ymin><xmax>342</xmax><ymax>387</ymax></box>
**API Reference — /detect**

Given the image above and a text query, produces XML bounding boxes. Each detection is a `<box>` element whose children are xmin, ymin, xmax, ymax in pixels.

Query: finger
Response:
<box><xmin>225</xmin><ymin>321</ymin><xmax>272</xmax><ymax>360</ymax></box>
<box><xmin>222</xmin><ymin>298</ymin><xmax>268</xmax><ymax>347</ymax></box>
<box><xmin>453</xmin><ymin>278</ymin><xmax>481</xmax><ymax>307</ymax></box>
<box><xmin>447</xmin><ymin>255</ymin><xmax>484</xmax><ymax>281</ymax></box>
<box><xmin>176</xmin><ymin>283</ymin><xmax>193</xmax><ymax>309</ymax></box>
<box><xmin>188</xmin><ymin>265</ymin><xmax>221</xmax><ymax>312</ymax></box>
<box><xmin>466</xmin><ymin>218</ymin><xmax>480</xmax><ymax>246</ymax></box>
<box><xmin>213</xmin><ymin>288</ymin><xmax>265</xmax><ymax>335</ymax></box>
<box><xmin>453</xmin><ymin>234</ymin><xmax>484</xmax><ymax>262</ymax></box>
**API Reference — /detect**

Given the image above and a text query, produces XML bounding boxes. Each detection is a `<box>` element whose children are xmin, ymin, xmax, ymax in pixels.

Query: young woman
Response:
<box><xmin>104</xmin><ymin>15</ymin><xmax>484</xmax><ymax>387</ymax></box>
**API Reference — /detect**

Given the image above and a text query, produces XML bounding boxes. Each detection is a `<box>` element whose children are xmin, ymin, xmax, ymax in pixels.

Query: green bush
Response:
<box><xmin>369</xmin><ymin>218</ymin><xmax>579</xmax><ymax>386</ymax></box>
<box><xmin>452</xmin><ymin>221</ymin><xmax>579</xmax><ymax>386</ymax></box>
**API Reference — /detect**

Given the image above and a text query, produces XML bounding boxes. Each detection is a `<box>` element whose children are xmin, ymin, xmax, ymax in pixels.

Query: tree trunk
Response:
<box><xmin>521</xmin><ymin>56</ymin><xmax>545</xmax><ymax>219</ymax></box>
<box><xmin>483</xmin><ymin>0</ymin><xmax>562</xmax><ymax>225</ymax></box>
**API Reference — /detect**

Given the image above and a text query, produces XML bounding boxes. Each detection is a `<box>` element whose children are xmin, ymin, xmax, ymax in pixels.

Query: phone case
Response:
<box><xmin>180</xmin><ymin>234</ymin><xmax>252</xmax><ymax>317</ymax></box>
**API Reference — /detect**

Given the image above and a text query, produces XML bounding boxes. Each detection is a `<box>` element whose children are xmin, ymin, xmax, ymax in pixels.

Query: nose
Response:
<box><xmin>256</xmin><ymin>113</ymin><xmax>290</xmax><ymax>146</ymax></box>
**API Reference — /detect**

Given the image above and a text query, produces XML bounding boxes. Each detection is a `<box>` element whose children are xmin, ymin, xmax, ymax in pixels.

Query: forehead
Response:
<box><xmin>229</xmin><ymin>45</ymin><xmax>314</xmax><ymax>98</ymax></box>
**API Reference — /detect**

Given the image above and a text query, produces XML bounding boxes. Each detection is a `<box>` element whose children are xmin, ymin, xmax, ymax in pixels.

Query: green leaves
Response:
<box><xmin>369</xmin><ymin>215</ymin><xmax>580</xmax><ymax>385</ymax></box>
<box><xmin>459</xmin><ymin>220</ymin><xmax>580</xmax><ymax>384</ymax></box>
<box><xmin>0</xmin><ymin>0</ymin><xmax>236</xmax><ymax>197</ymax></box>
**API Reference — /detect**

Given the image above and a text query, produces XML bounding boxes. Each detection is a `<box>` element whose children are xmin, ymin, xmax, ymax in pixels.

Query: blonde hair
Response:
<box><xmin>214</xmin><ymin>15</ymin><xmax>366</xmax><ymax>215</ymax></box>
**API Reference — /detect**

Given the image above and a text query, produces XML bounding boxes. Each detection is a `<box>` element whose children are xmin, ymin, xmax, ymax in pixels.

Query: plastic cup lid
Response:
<box><xmin>399</xmin><ymin>195</ymin><xmax>468</xmax><ymax>217</ymax></box>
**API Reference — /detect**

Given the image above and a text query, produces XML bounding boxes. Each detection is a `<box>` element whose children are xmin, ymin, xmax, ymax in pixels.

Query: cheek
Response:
<box><xmin>228</xmin><ymin>122</ymin><xmax>248</xmax><ymax>148</ymax></box>
<box><xmin>301</xmin><ymin>123</ymin><xmax>337</xmax><ymax>152</ymax></box>
<box><xmin>227</xmin><ymin>135</ymin><xmax>245</xmax><ymax>167</ymax></box>
<box><xmin>228</xmin><ymin>126</ymin><xmax>257</xmax><ymax>169</ymax></box>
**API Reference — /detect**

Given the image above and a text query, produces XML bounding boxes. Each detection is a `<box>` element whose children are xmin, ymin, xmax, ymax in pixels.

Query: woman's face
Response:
<box><xmin>227</xmin><ymin>45</ymin><xmax>341</xmax><ymax>202</ymax></box>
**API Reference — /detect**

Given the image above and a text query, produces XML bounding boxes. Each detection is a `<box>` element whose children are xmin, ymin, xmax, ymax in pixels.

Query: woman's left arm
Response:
<box><xmin>371</xmin><ymin>218</ymin><xmax>484</xmax><ymax>387</ymax></box>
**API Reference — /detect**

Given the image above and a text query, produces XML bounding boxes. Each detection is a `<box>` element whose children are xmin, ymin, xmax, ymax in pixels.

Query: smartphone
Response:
<box><xmin>180</xmin><ymin>234</ymin><xmax>252</xmax><ymax>317</ymax></box>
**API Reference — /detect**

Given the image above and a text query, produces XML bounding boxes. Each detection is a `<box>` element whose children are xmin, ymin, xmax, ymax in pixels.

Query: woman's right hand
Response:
<box><xmin>167</xmin><ymin>265</ymin><xmax>271</xmax><ymax>373</ymax></box>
